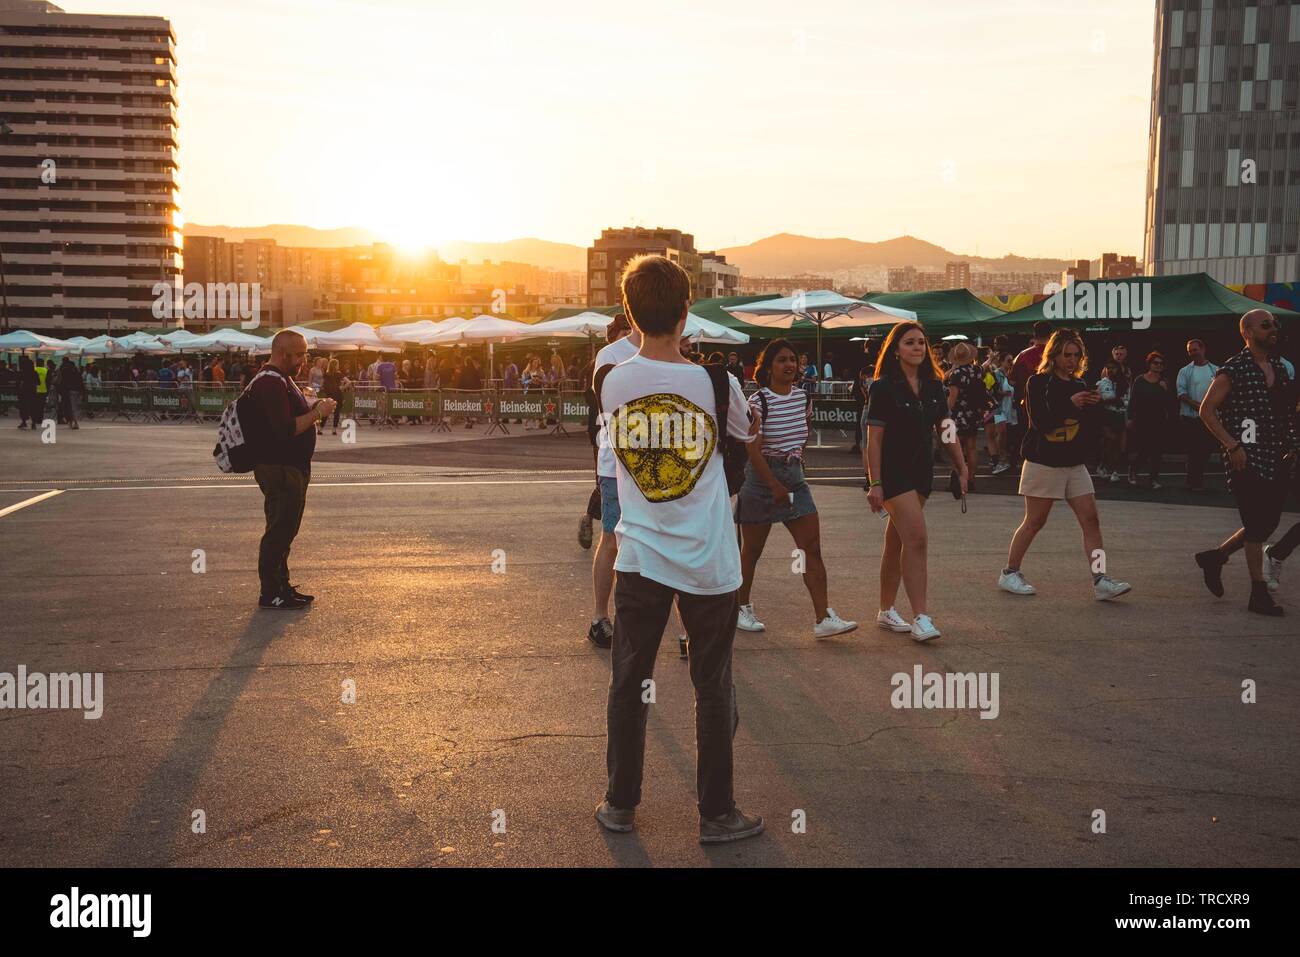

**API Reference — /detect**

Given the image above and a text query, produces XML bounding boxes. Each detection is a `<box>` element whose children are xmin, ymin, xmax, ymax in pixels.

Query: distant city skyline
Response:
<box><xmin>69</xmin><ymin>0</ymin><xmax>1155</xmax><ymax>259</ymax></box>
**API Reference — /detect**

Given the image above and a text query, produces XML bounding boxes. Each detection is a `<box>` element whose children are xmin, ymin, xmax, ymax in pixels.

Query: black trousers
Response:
<box><xmin>606</xmin><ymin>572</ymin><xmax>739</xmax><ymax>819</ymax></box>
<box><xmin>255</xmin><ymin>464</ymin><xmax>309</xmax><ymax>597</ymax></box>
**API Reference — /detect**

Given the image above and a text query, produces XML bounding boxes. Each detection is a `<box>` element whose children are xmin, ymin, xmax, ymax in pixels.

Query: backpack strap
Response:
<box><xmin>705</xmin><ymin>364</ymin><xmax>730</xmax><ymax>440</ymax></box>
<box><xmin>757</xmin><ymin>389</ymin><xmax>768</xmax><ymax>423</ymax></box>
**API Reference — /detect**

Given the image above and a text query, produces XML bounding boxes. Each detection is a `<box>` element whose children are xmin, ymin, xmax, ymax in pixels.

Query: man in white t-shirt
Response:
<box><xmin>584</xmin><ymin>316</ymin><xmax>641</xmax><ymax>649</ymax></box>
<box><xmin>594</xmin><ymin>254</ymin><xmax>764</xmax><ymax>845</ymax></box>
<box><xmin>1176</xmin><ymin>338</ymin><xmax>1218</xmax><ymax>492</ymax></box>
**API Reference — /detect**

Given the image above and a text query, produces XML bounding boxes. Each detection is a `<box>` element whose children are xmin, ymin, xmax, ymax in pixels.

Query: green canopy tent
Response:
<box><xmin>971</xmin><ymin>274</ymin><xmax>1300</xmax><ymax>335</ymax></box>
<box><xmin>864</xmin><ymin>288</ymin><xmax>1006</xmax><ymax>335</ymax></box>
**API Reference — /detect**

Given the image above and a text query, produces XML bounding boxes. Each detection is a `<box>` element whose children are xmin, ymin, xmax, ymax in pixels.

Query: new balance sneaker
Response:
<box><xmin>1094</xmin><ymin>576</ymin><xmax>1132</xmax><ymax>601</ymax></box>
<box><xmin>992</xmin><ymin>462</ymin><xmax>1011</xmax><ymax>476</ymax></box>
<box><xmin>594</xmin><ymin>800</ymin><xmax>635</xmax><ymax>833</ymax></box>
<box><xmin>578</xmin><ymin>513</ymin><xmax>594</xmax><ymax>550</ymax></box>
<box><xmin>876</xmin><ymin>607</ymin><xmax>912</xmax><ymax>633</ymax></box>
<box><xmin>910</xmin><ymin>614</ymin><xmax>941</xmax><ymax>642</ymax></box>
<box><xmin>287</xmin><ymin>585</ymin><xmax>315</xmax><ymax>603</ymax></box>
<box><xmin>736</xmin><ymin>603</ymin><xmax>765</xmax><ymax>632</ymax></box>
<box><xmin>813</xmin><ymin>609</ymin><xmax>858</xmax><ymax>640</ymax></box>
<box><xmin>586</xmin><ymin>618</ymin><xmax>613</xmax><ymax>649</ymax></box>
<box><xmin>699</xmin><ymin>806</ymin><xmax>765</xmax><ymax>844</ymax></box>
<box><xmin>1264</xmin><ymin>546</ymin><xmax>1284</xmax><ymax>593</ymax></box>
<box><xmin>258</xmin><ymin>593</ymin><xmax>309</xmax><ymax>611</ymax></box>
<box><xmin>998</xmin><ymin>569</ymin><xmax>1036</xmax><ymax>595</ymax></box>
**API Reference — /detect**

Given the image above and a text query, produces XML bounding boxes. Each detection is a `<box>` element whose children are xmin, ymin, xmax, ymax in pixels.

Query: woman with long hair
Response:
<box><xmin>998</xmin><ymin>329</ymin><xmax>1131</xmax><ymax>601</ymax></box>
<box><xmin>864</xmin><ymin>322</ymin><xmax>968</xmax><ymax>641</ymax></box>
<box><xmin>988</xmin><ymin>351</ymin><xmax>1017</xmax><ymax>474</ymax></box>
<box><xmin>943</xmin><ymin>341</ymin><xmax>988</xmax><ymax>492</ymax></box>
<box><xmin>735</xmin><ymin>338</ymin><xmax>857</xmax><ymax>639</ymax></box>
<box><xmin>320</xmin><ymin>357</ymin><xmax>348</xmax><ymax>435</ymax></box>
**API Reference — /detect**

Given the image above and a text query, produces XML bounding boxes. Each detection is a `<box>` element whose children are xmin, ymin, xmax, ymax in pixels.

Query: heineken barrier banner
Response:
<box><xmin>84</xmin><ymin>387</ymin><xmax>116</xmax><ymax>411</ymax></box>
<box><xmin>350</xmin><ymin>390</ymin><xmax>386</xmax><ymax>418</ymax></box>
<box><xmin>810</xmin><ymin>400</ymin><xmax>860</xmax><ymax>429</ymax></box>
<box><xmin>117</xmin><ymin>389</ymin><xmax>149</xmax><ymax>412</ymax></box>
<box><xmin>195</xmin><ymin>388</ymin><xmax>238</xmax><ymax>414</ymax></box>
<box><xmin>560</xmin><ymin>391</ymin><xmax>590</xmax><ymax>424</ymax></box>
<box><xmin>388</xmin><ymin>391</ymin><xmax>434</xmax><ymax>418</ymax></box>
<box><xmin>440</xmin><ymin>391</ymin><xmax>486</xmax><ymax>418</ymax></box>
<box><xmin>494</xmin><ymin>390</ymin><xmax>552</xmax><ymax>422</ymax></box>
<box><xmin>148</xmin><ymin>389</ymin><xmax>185</xmax><ymax>414</ymax></box>
<box><xmin>0</xmin><ymin>388</ymin><xmax>19</xmax><ymax>406</ymax></box>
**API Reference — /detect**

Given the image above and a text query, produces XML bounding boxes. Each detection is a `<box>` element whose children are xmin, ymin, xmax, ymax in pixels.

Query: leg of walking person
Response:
<box><xmin>785</xmin><ymin>512</ymin><xmax>828</xmax><ymax>621</ymax></box>
<box><xmin>880</xmin><ymin>513</ymin><xmax>904</xmax><ymax>613</ymax></box>
<box><xmin>736</xmin><ymin>521</ymin><xmax>772</xmax><ymax>608</ymax></box>
<box><xmin>883</xmin><ymin>491</ymin><xmax>929</xmax><ymax>616</ymax></box>
<box><xmin>1064</xmin><ymin>492</ymin><xmax>1129</xmax><ymax>598</ymax></box>
<box><xmin>588</xmin><ymin>476</ymin><xmax>620</xmax><ymax>646</ymax></box>
<box><xmin>604</xmin><ymin>572</ymin><xmax>675</xmax><ymax>813</ymax></box>
<box><xmin>1183</xmin><ymin>417</ymin><xmax>1206</xmax><ymax>490</ymax></box>
<box><xmin>254</xmin><ymin>465</ymin><xmax>303</xmax><ymax>602</ymax></box>
<box><xmin>1006</xmin><ymin>496</ymin><xmax>1054</xmax><ymax>574</ymax></box>
<box><xmin>676</xmin><ymin>586</ymin><xmax>740</xmax><ymax>821</ymax></box>
<box><xmin>278</xmin><ymin>467</ymin><xmax>309</xmax><ymax>593</ymax></box>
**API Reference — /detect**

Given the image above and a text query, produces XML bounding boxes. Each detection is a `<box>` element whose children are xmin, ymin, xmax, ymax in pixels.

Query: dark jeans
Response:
<box><xmin>255</xmin><ymin>464</ymin><xmax>309</xmax><ymax>597</ymax></box>
<box><xmin>1230</xmin><ymin>471</ymin><xmax>1289</xmax><ymax>543</ymax></box>
<box><xmin>1181</xmin><ymin>416</ymin><xmax>1213</xmax><ymax>488</ymax></box>
<box><xmin>606</xmin><ymin>572</ymin><xmax>739</xmax><ymax>819</ymax></box>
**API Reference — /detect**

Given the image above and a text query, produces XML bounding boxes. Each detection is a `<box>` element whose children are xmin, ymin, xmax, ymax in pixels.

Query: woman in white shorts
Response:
<box><xmin>997</xmin><ymin>329</ymin><xmax>1131</xmax><ymax>601</ymax></box>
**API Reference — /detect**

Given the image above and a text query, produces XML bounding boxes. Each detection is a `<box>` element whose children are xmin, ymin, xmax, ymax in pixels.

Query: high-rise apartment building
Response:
<box><xmin>587</xmin><ymin>227</ymin><xmax>702</xmax><ymax>307</ymax></box>
<box><xmin>699</xmin><ymin>252</ymin><xmax>740</xmax><ymax>299</ymax></box>
<box><xmin>944</xmin><ymin>262</ymin><xmax>971</xmax><ymax>289</ymax></box>
<box><xmin>1143</xmin><ymin>0</ymin><xmax>1300</xmax><ymax>284</ymax></box>
<box><xmin>0</xmin><ymin>0</ymin><xmax>179</xmax><ymax>332</ymax></box>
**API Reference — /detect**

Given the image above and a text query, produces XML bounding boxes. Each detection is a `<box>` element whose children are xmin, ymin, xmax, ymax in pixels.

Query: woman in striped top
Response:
<box><xmin>734</xmin><ymin>339</ymin><xmax>857</xmax><ymax>640</ymax></box>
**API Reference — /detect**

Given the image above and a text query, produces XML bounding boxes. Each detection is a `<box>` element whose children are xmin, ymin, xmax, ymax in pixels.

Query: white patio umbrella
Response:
<box><xmin>525</xmin><ymin>312</ymin><xmax>618</xmax><ymax>338</ymax></box>
<box><xmin>722</xmin><ymin>290</ymin><xmax>915</xmax><ymax>372</ymax></box>
<box><xmin>419</xmin><ymin>315</ymin><xmax>537</xmax><ymax>377</ymax></box>
<box><xmin>685</xmin><ymin>312</ymin><xmax>749</xmax><ymax>345</ymax></box>
<box><xmin>77</xmin><ymin>335</ymin><xmax>121</xmax><ymax>356</ymax></box>
<box><xmin>0</xmin><ymin>329</ymin><xmax>71</xmax><ymax>353</ymax></box>
<box><xmin>377</xmin><ymin>318</ymin><xmax>443</xmax><ymax>343</ymax></box>
<box><xmin>312</xmin><ymin>321</ymin><xmax>402</xmax><ymax>352</ymax></box>
<box><xmin>157</xmin><ymin>329</ymin><xmax>205</xmax><ymax>347</ymax></box>
<box><xmin>114</xmin><ymin>332</ymin><xmax>169</xmax><ymax>353</ymax></box>
<box><xmin>185</xmin><ymin>328</ymin><xmax>270</xmax><ymax>351</ymax></box>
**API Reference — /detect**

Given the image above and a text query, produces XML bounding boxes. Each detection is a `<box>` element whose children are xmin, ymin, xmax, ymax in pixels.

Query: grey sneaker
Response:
<box><xmin>699</xmin><ymin>806</ymin><xmax>765</xmax><ymax>844</ymax></box>
<box><xmin>594</xmin><ymin>800</ymin><xmax>635</xmax><ymax>833</ymax></box>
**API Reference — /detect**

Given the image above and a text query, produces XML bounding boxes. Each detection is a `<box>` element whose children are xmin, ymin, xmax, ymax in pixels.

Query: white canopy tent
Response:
<box><xmin>311</xmin><ymin>322</ymin><xmax>402</xmax><ymax>352</ymax></box>
<box><xmin>0</xmin><ymin>330</ymin><xmax>71</xmax><ymax>353</ymax></box>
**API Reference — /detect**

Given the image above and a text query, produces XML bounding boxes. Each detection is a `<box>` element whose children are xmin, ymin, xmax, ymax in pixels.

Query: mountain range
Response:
<box><xmin>185</xmin><ymin>224</ymin><xmax>1074</xmax><ymax>276</ymax></box>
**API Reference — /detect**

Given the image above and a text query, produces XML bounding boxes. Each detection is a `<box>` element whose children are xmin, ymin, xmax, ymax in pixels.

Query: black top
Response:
<box><xmin>322</xmin><ymin>371</ymin><xmax>344</xmax><ymax>397</ymax></box>
<box><xmin>1126</xmin><ymin>375</ymin><xmax>1171</xmax><ymax>426</ymax></box>
<box><xmin>248</xmin><ymin>366</ymin><xmax>316</xmax><ymax>477</ymax></box>
<box><xmin>1217</xmin><ymin>349</ymin><xmax>1296</xmax><ymax>484</ymax></box>
<box><xmin>865</xmin><ymin>375</ymin><xmax>947</xmax><ymax>484</ymax></box>
<box><xmin>1021</xmin><ymin>372</ymin><xmax>1101</xmax><ymax>468</ymax></box>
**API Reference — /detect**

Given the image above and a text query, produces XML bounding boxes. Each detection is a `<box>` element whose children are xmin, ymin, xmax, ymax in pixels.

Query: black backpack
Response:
<box><xmin>593</xmin><ymin>363</ymin><xmax>749</xmax><ymax>496</ymax></box>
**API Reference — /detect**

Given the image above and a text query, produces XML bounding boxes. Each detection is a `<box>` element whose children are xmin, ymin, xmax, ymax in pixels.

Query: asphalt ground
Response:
<box><xmin>0</xmin><ymin>417</ymin><xmax>1297</xmax><ymax>866</ymax></box>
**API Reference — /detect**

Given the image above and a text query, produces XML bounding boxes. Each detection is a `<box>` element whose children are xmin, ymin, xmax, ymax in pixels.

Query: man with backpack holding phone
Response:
<box><xmin>244</xmin><ymin>330</ymin><xmax>336</xmax><ymax>610</ymax></box>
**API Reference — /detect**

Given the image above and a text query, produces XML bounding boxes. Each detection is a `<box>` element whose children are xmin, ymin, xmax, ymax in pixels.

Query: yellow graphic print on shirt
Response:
<box><xmin>610</xmin><ymin>393</ymin><xmax>717</xmax><ymax>503</ymax></box>
<box><xmin>1044</xmin><ymin>418</ymin><xmax>1080</xmax><ymax>443</ymax></box>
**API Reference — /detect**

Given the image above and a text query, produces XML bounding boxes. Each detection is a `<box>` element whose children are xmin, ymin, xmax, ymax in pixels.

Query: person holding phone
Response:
<box><xmin>998</xmin><ymin>329</ymin><xmax>1131</xmax><ymax>602</ymax></box>
<box><xmin>734</xmin><ymin>338</ymin><xmax>857</xmax><ymax>640</ymax></box>
<box><xmin>864</xmin><ymin>322</ymin><xmax>967</xmax><ymax>642</ymax></box>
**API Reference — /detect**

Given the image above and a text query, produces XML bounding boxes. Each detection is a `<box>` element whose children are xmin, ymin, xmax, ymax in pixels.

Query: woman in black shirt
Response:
<box><xmin>1125</xmin><ymin>352</ymin><xmax>1172</xmax><ymax>488</ymax></box>
<box><xmin>864</xmin><ymin>322</ymin><xmax>967</xmax><ymax>642</ymax></box>
<box><xmin>320</xmin><ymin>357</ymin><xmax>349</xmax><ymax>435</ymax></box>
<box><xmin>998</xmin><ymin>329</ymin><xmax>1130</xmax><ymax>602</ymax></box>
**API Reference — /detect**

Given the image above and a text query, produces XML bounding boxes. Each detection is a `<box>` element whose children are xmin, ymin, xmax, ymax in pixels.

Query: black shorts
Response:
<box><xmin>1231</xmin><ymin>471</ymin><xmax>1290</xmax><ymax>542</ymax></box>
<box><xmin>882</xmin><ymin>453</ymin><xmax>933</xmax><ymax>501</ymax></box>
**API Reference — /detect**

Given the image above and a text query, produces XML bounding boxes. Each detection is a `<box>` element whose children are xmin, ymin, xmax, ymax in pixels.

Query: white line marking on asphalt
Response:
<box><xmin>0</xmin><ymin>489</ymin><xmax>64</xmax><ymax>517</ymax></box>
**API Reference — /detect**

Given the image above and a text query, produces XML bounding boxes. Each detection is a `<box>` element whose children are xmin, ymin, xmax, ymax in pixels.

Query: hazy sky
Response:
<box><xmin>76</xmin><ymin>0</ymin><xmax>1155</xmax><ymax>257</ymax></box>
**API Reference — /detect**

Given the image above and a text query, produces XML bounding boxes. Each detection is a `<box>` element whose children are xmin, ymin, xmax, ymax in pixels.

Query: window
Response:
<box><xmin>1181</xmin><ymin>149</ymin><xmax>1195</xmax><ymax>187</ymax></box>
<box><xmin>1240</xmin><ymin>80</ymin><xmax>1253</xmax><ymax>110</ymax></box>
<box><xmin>1226</xmin><ymin>147</ymin><xmax>1240</xmax><ymax>185</ymax></box>
<box><xmin>1291</xmin><ymin>5</ymin><xmax>1300</xmax><ymax>43</ymax></box>
<box><xmin>1171</xmin><ymin>9</ymin><xmax>1184</xmax><ymax>46</ymax></box>
<box><xmin>1256</xmin><ymin>43</ymin><xmax>1268</xmax><ymax>81</ymax></box>
<box><xmin>1244</xmin><ymin>7</ymin><xmax>1256</xmax><ymax>44</ymax></box>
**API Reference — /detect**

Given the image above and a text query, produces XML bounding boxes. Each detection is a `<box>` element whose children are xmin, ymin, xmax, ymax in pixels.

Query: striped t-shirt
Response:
<box><xmin>750</xmin><ymin>386</ymin><xmax>810</xmax><ymax>455</ymax></box>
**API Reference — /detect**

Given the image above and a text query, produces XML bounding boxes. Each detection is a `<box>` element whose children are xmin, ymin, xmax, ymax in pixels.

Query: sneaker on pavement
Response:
<box><xmin>1110</xmin><ymin>472</ymin><xmax>1123</xmax><ymax>484</ymax></box>
<box><xmin>876</xmin><ymin>607</ymin><xmax>912</xmax><ymax>633</ymax></box>
<box><xmin>594</xmin><ymin>800</ymin><xmax>635</xmax><ymax>833</ymax></box>
<box><xmin>736</xmin><ymin>603</ymin><xmax>765</xmax><ymax>632</ymax></box>
<box><xmin>287</xmin><ymin>585</ymin><xmax>315</xmax><ymax>603</ymax></box>
<box><xmin>910</xmin><ymin>614</ymin><xmax>941</xmax><ymax>642</ymax></box>
<box><xmin>258</xmin><ymin>593</ymin><xmax>309</xmax><ymax>611</ymax></box>
<box><xmin>998</xmin><ymin>569</ymin><xmax>1036</xmax><ymax>595</ymax></box>
<box><xmin>1094</xmin><ymin>576</ymin><xmax>1131</xmax><ymax>601</ymax></box>
<box><xmin>1150</xmin><ymin>480</ymin><xmax>1163</xmax><ymax>490</ymax></box>
<box><xmin>813</xmin><ymin>608</ymin><xmax>857</xmax><ymax>639</ymax></box>
<box><xmin>587</xmin><ymin>618</ymin><xmax>613</xmax><ymax>649</ymax></box>
<box><xmin>1264</xmin><ymin>546</ymin><xmax>1283</xmax><ymax>593</ymax></box>
<box><xmin>699</xmin><ymin>806</ymin><xmax>765</xmax><ymax>844</ymax></box>
<box><xmin>578</xmin><ymin>513</ymin><xmax>593</xmax><ymax>550</ymax></box>
<box><xmin>992</xmin><ymin>462</ymin><xmax>1011</xmax><ymax>475</ymax></box>
<box><xmin>678</xmin><ymin>635</ymin><xmax>688</xmax><ymax>660</ymax></box>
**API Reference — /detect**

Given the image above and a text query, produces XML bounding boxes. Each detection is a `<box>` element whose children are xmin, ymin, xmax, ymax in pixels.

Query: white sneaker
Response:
<box><xmin>876</xmin><ymin>607</ymin><xmax>912</xmax><ymax>633</ymax></box>
<box><xmin>736</xmin><ymin>603</ymin><xmax>765</xmax><ymax>632</ymax></box>
<box><xmin>1265</xmin><ymin>548</ymin><xmax>1283</xmax><ymax>593</ymax></box>
<box><xmin>813</xmin><ymin>608</ymin><xmax>857</xmax><ymax>639</ymax></box>
<box><xmin>910</xmin><ymin>614</ymin><xmax>941</xmax><ymax>642</ymax></box>
<box><xmin>992</xmin><ymin>462</ymin><xmax>1011</xmax><ymax>476</ymax></box>
<box><xmin>1094</xmin><ymin>575</ymin><xmax>1131</xmax><ymax>601</ymax></box>
<box><xmin>998</xmin><ymin>569</ymin><xmax>1036</xmax><ymax>595</ymax></box>
<box><xmin>1110</xmin><ymin>472</ymin><xmax>1123</xmax><ymax>484</ymax></box>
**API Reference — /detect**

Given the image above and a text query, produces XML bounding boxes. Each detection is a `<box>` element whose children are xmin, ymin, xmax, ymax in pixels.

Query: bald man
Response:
<box><xmin>1195</xmin><ymin>309</ymin><xmax>1295</xmax><ymax>616</ymax></box>
<box><xmin>248</xmin><ymin>330</ymin><xmax>336</xmax><ymax>610</ymax></box>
